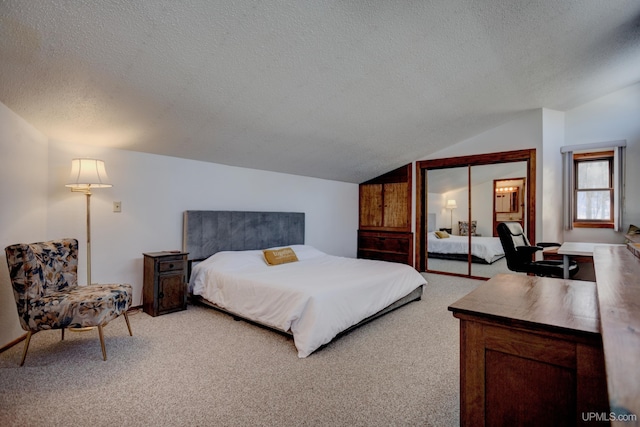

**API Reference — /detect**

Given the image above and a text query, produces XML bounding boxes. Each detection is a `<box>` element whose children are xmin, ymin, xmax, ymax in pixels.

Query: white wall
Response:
<box><xmin>470</xmin><ymin>178</ymin><xmax>493</xmax><ymax>237</ymax></box>
<box><xmin>422</xmin><ymin>110</ymin><xmax>544</xmax><ymax>161</ymax></box>
<box><xmin>47</xmin><ymin>140</ymin><xmax>359</xmax><ymax>307</ymax></box>
<box><xmin>0</xmin><ymin>103</ymin><xmax>49</xmax><ymax>348</ymax></box>
<box><xmin>426</xmin><ymin>193</ymin><xmax>445</xmax><ymax>231</ymax></box>
<box><xmin>418</xmin><ymin>109</ymin><xmax>545</xmax><ymax>240</ymax></box>
<box><xmin>541</xmin><ymin>109</ymin><xmax>565</xmax><ymax>243</ymax></box>
<box><xmin>563</xmin><ymin>83</ymin><xmax>640</xmax><ymax>243</ymax></box>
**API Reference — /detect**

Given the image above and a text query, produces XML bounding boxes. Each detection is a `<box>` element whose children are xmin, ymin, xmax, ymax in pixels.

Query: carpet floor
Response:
<box><xmin>0</xmin><ymin>273</ymin><xmax>481</xmax><ymax>427</ymax></box>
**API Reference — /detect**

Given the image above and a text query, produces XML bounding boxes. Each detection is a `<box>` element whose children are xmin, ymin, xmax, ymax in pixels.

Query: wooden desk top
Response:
<box><xmin>594</xmin><ymin>246</ymin><xmax>640</xmax><ymax>424</ymax></box>
<box><xmin>558</xmin><ymin>241</ymin><xmax>625</xmax><ymax>256</ymax></box>
<box><xmin>448</xmin><ymin>273</ymin><xmax>600</xmax><ymax>337</ymax></box>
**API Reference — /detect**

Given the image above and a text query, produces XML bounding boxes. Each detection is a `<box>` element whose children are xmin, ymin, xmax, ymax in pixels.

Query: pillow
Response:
<box><xmin>263</xmin><ymin>247</ymin><xmax>299</xmax><ymax>266</ymax></box>
<box><xmin>207</xmin><ymin>250</ymin><xmax>267</xmax><ymax>271</ymax></box>
<box><xmin>458</xmin><ymin>220</ymin><xmax>477</xmax><ymax>236</ymax></box>
<box><xmin>287</xmin><ymin>245</ymin><xmax>326</xmax><ymax>260</ymax></box>
<box><xmin>434</xmin><ymin>230</ymin><xmax>449</xmax><ymax>239</ymax></box>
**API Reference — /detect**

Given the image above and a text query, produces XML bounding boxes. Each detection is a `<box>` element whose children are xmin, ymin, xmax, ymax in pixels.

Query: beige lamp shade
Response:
<box><xmin>65</xmin><ymin>158</ymin><xmax>112</xmax><ymax>189</ymax></box>
<box><xmin>446</xmin><ymin>199</ymin><xmax>457</xmax><ymax>209</ymax></box>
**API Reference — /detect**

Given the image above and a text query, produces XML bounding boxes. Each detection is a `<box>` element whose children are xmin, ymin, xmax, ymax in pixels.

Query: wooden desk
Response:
<box><xmin>594</xmin><ymin>246</ymin><xmax>640</xmax><ymax>426</ymax></box>
<box><xmin>558</xmin><ymin>242</ymin><xmax>624</xmax><ymax>279</ymax></box>
<box><xmin>449</xmin><ymin>273</ymin><xmax>609</xmax><ymax>426</ymax></box>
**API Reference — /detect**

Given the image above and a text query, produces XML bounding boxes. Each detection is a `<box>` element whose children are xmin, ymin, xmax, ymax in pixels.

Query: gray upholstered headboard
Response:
<box><xmin>182</xmin><ymin>211</ymin><xmax>305</xmax><ymax>261</ymax></box>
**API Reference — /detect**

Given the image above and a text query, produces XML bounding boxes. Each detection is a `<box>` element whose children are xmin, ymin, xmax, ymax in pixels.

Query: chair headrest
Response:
<box><xmin>500</xmin><ymin>221</ymin><xmax>525</xmax><ymax>236</ymax></box>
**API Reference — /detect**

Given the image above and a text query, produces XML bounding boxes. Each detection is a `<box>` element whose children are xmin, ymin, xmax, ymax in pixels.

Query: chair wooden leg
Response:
<box><xmin>20</xmin><ymin>331</ymin><xmax>32</xmax><ymax>367</ymax></box>
<box><xmin>97</xmin><ymin>325</ymin><xmax>107</xmax><ymax>361</ymax></box>
<box><xmin>123</xmin><ymin>312</ymin><xmax>133</xmax><ymax>336</ymax></box>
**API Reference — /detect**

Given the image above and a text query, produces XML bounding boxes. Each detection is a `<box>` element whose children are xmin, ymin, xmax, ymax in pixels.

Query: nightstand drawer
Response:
<box><xmin>158</xmin><ymin>259</ymin><xmax>185</xmax><ymax>272</ymax></box>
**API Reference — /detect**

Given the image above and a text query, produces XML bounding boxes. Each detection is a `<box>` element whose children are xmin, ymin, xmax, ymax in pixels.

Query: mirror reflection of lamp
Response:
<box><xmin>446</xmin><ymin>199</ymin><xmax>457</xmax><ymax>230</ymax></box>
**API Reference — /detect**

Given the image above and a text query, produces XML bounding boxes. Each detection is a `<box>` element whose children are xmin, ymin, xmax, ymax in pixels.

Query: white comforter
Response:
<box><xmin>189</xmin><ymin>245</ymin><xmax>426</xmax><ymax>358</ymax></box>
<box><xmin>427</xmin><ymin>232</ymin><xmax>504</xmax><ymax>263</ymax></box>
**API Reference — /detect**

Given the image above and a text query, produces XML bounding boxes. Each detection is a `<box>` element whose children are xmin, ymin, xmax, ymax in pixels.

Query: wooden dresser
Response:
<box><xmin>358</xmin><ymin>163</ymin><xmax>413</xmax><ymax>265</ymax></box>
<box><xmin>449</xmin><ymin>273</ymin><xmax>609</xmax><ymax>426</ymax></box>
<box><xmin>143</xmin><ymin>251</ymin><xmax>188</xmax><ymax>317</ymax></box>
<box><xmin>357</xmin><ymin>230</ymin><xmax>413</xmax><ymax>265</ymax></box>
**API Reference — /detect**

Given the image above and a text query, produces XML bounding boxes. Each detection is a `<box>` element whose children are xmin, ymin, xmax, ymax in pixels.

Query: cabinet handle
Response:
<box><xmin>169</xmin><ymin>263</ymin><xmax>174</xmax><ymax>269</ymax></box>
<box><xmin>378</xmin><ymin>237</ymin><xmax>386</xmax><ymax>241</ymax></box>
<box><xmin>159</xmin><ymin>292</ymin><xmax>164</xmax><ymax>299</ymax></box>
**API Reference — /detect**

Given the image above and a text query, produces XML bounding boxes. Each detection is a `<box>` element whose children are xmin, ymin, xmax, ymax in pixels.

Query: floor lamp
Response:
<box><xmin>65</xmin><ymin>158</ymin><xmax>112</xmax><ymax>287</ymax></box>
<box><xmin>446</xmin><ymin>199</ymin><xmax>457</xmax><ymax>231</ymax></box>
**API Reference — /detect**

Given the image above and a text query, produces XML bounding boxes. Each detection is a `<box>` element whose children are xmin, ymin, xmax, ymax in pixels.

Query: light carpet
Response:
<box><xmin>0</xmin><ymin>273</ymin><xmax>481</xmax><ymax>427</ymax></box>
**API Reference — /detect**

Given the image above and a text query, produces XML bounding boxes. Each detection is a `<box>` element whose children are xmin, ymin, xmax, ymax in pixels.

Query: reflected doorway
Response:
<box><xmin>493</xmin><ymin>177</ymin><xmax>525</xmax><ymax>236</ymax></box>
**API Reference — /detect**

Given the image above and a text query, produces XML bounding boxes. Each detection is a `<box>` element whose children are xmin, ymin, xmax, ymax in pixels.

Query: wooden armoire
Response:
<box><xmin>357</xmin><ymin>164</ymin><xmax>413</xmax><ymax>266</ymax></box>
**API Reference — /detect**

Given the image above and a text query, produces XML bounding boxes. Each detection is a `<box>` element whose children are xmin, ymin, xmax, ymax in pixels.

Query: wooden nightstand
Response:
<box><xmin>143</xmin><ymin>251</ymin><xmax>188</xmax><ymax>317</ymax></box>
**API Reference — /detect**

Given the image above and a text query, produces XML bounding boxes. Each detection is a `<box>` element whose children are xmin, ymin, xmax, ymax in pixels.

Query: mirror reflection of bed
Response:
<box><xmin>426</xmin><ymin>213</ymin><xmax>509</xmax><ymax>277</ymax></box>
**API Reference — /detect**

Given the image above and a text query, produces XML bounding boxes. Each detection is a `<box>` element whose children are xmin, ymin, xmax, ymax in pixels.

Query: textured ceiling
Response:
<box><xmin>1</xmin><ymin>1</ymin><xmax>639</xmax><ymax>183</ymax></box>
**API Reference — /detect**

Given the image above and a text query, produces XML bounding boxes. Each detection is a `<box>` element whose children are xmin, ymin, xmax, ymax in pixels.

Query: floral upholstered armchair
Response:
<box><xmin>4</xmin><ymin>238</ymin><xmax>133</xmax><ymax>365</ymax></box>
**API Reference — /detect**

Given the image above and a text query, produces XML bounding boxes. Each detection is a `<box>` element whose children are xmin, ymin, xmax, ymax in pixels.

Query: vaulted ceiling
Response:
<box><xmin>1</xmin><ymin>1</ymin><xmax>639</xmax><ymax>183</ymax></box>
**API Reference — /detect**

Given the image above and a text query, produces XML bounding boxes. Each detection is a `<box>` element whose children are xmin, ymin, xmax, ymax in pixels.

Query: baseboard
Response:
<box><xmin>0</xmin><ymin>332</ymin><xmax>27</xmax><ymax>354</ymax></box>
<box><xmin>128</xmin><ymin>305</ymin><xmax>143</xmax><ymax>312</ymax></box>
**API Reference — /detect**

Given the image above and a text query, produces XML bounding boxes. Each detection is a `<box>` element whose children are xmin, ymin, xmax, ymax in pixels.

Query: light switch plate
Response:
<box><xmin>113</xmin><ymin>201</ymin><xmax>122</xmax><ymax>213</ymax></box>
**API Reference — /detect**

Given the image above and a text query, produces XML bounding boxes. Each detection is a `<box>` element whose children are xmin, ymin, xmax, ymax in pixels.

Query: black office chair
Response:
<box><xmin>497</xmin><ymin>221</ymin><xmax>579</xmax><ymax>278</ymax></box>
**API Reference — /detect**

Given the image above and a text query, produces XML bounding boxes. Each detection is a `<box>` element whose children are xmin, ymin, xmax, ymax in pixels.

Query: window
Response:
<box><xmin>573</xmin><ymin>151</ymin><xmax>614</xmax><ymax>227</ymax></box>
<box><xmin>562</xmin><ymin>141</ymin><xmax>625</xmax><ymax>232</ymax></box>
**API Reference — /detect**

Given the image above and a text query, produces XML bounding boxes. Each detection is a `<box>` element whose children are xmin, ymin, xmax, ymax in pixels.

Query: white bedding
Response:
<box><xmin>189</xmin><ymin>245</ymin><xmax>427</xmax><ymax>358</ymax></box>
<box><xmin>427</xmin><ymin>232</ymin><xmax>504</xmax><ymax>263</ymax></box>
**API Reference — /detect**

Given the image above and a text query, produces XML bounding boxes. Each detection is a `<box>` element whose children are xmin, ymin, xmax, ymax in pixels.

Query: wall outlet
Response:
<box><xmin>113</xmin><ymin>201</ymin><xmax>122</xmax><ymax>213</ymax></box>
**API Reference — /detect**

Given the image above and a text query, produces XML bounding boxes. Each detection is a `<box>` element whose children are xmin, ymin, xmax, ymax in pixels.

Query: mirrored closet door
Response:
<box><xmin>470</xmin><ymin>163</ymin><xmax>527</xmax><ymax>278</ymax></box>
<box><xmin>425</xmin><ymin>166</ymin><xmax>470</xmax><ymax>276</ymax></box>
<box><xmin>416</xmin><ymin>149</ymin><xmax>536</xmax><ymax>280</ymax></box>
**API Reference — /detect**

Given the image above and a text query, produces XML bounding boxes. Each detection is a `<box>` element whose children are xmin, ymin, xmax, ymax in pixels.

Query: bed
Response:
<box><xmin>426</xmin><ymin>214</ymin><xmax>505</xmax><ymax>264</ymax></box>
<box><xmin>183</xmin><ymin>210</ymin><xmax>426</xmax><ymax>358</ymax></box>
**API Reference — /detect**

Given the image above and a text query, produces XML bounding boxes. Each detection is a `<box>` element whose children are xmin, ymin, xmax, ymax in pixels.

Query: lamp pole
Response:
<box><xmin>86</xmin><ymin>190</ymin><xmax>92</xmax><ymax>286</ymax></box>
<box><xmin>450</xmin><ymin>208</ymin><xmax>454</xmax><ymax>230</ymax></box>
